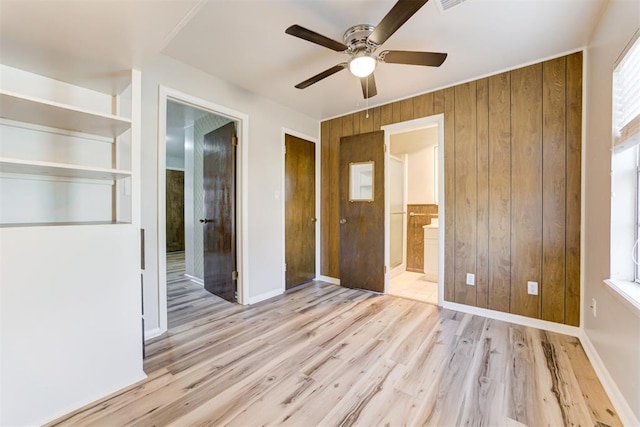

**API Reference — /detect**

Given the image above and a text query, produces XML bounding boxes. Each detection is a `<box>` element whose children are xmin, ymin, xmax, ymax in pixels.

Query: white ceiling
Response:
<box><xmin>0</xmin><ymin>0</ymin><xmax>203</xmax><ymax>94</ymax></box>
<box><xmin>0</xmin><ymin>0</ymin><xmax>605</xmax><ymax>119</ymax></box>
<box><xmin>391</xmin><ymin>126</ymin><xmax>438</xmax><ymax>156</ymax></box>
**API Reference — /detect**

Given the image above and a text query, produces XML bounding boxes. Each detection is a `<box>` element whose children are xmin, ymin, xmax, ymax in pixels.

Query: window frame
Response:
<box><xmin>636</xmin><ymin>148</ymin><xmax>640</xmax><ymax>283</ymax></box>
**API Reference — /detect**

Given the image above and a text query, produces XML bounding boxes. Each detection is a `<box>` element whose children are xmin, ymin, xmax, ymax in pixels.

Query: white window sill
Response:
<box><xmin>603</xmin><ymin>279</ymin><xmax>640</xmax><ymax>318</ymax></box>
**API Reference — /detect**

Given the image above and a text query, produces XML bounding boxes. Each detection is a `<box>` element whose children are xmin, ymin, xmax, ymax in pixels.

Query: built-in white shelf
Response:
<box><xmin>0</xmin><ymin>157</ymin><xmax>131</xmax><ymax>180</ymax></box>
<box><xmin>0</xmin><ymin>221</ymin><xmax>130</xmax><ymax>228</ymax></box>
<box><xmin>0</xmin><ymin>89</ymin><xmax>131</xmax><ymax>138</ymax></box>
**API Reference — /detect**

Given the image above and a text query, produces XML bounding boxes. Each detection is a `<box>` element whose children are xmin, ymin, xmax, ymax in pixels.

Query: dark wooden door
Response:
<box><xmin>339</xmin><ymin>131</ymin><xmax>385</xmax><ymax>292</ymax></box>
<box><xmin>285</xmin><ymin>134</ymin><xmax>316</xmax><ymax>289</ymax></box>
<box><xmin>166</xmin><ymin>169</ymin><xmax>185</xmax><ymax>252</ymax></box>
<box><xmin>202</xmin><ymin>122</ymin><xmax>236</xmax><ymax>302</ymax></box>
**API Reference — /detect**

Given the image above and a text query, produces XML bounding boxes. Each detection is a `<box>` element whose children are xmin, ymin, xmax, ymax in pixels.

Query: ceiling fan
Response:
<box><xmin>285</xmin><ymin>0</ymin><xmax>447</xmax><ymax>99</ymax></box>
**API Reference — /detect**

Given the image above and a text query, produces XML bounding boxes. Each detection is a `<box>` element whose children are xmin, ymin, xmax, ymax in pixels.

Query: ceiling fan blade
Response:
<box><xmin>295</xmin><ymin>63</ymin><xmax>348</xmax><ymax>89</ymax></box>
<box><xmin>285</xmin><ymin>25</ymin><xmax>348</xmax><ymax>52</ymax></box>
<box><xmin>368</xmin><ymin>0</ymin><xmax>429</xmax><ymax>46</ymax></box>
<box><xmin>380</xmin><ymin>50</ymin><xmax>447</xmax><ymax>67</ymax></box>
<box><xmin>360</xmin><ymin>74</ymin><xmax>378</xmax><ymax>99</ymax></box>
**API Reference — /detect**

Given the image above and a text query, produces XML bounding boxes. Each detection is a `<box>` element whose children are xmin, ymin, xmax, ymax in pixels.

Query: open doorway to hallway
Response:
<box><xmin>163</xmin><ymin>100</ymin><xmax>237</xmax><ymax>325</ymax></box>
<box><xmin>386</xmin><ymin>124</ymin><xmax>441</xmax><ymax>305</ymax></box>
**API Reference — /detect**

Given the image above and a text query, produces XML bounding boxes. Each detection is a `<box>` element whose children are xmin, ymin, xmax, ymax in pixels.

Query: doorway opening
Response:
<box><xmin>165</xmin><ymin>101</ymin><xmax>226</xmax><ymax>281</ymax></box>
<box><xmin>164</xmin><ymin>101</ymin><xmax>237</xmax><ymax>321</ymax></box>
<box><xmin>383</xmin><ymin>115</ymin><xmax>444</xmax><ymax>306</ymax></box>
<box><xmin>156</xmin><ymin>87</ymin><xmax>249</xmax><ymax>336</ymax></box>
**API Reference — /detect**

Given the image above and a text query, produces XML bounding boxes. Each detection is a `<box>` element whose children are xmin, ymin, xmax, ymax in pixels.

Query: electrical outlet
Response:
<box><xmin>466</xmin><ymin>273</ymin><xmax>475</xmax><ymax>286</ymax></box>
<box><xmin>591</xmin><ymin>298</ymin><xmax>597</xmax><ymax>317</ymax></box>
<box><xmin>527</xmin><ymin>281</ymin><xmax>538</xmax><ymax>295</ymax></box>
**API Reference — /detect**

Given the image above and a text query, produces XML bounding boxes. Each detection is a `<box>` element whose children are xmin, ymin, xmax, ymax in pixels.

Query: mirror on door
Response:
<box><xmin>349</xmin><ymin>161</ymin><xmax>374</xmax><ymax>202</ymax></box>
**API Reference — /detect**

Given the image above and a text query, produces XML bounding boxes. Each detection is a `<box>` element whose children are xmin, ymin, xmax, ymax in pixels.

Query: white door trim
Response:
<box><xmin>281</xmin><ymin>128</ymin><xmax>320</xmax><ymax>292</ymax></box>
<box><xmin>382</xmin><ymin>114</ymin><xmax>445</xmax><ymax>306</ymax></box>
<box><xmin>157</xmin><ymin>85</ymin><xmax>250</xmax><ymax>335</ymax></box>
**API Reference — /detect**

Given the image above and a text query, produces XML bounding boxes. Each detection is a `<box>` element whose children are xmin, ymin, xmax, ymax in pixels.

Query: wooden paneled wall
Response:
<box><xmin>320</xmin><ymin>52</ymin><xmax>582</xmax><ymax>325</ymax></box>
<box><xmin>406</xmin><ymin>204</ymin><xmax>438</xmax><ymax>272</ymax></box>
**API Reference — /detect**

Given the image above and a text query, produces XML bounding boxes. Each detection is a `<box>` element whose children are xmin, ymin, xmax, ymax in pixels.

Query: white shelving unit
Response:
<box><xmin>0</xmin><ymin>64</ymin><xmax>144</xmax><ymax>426</ymax></box>
<box><xmin>0</xmin><ymin>157</ymin><xmax>131</xmax><ymax>180</ymax></box>
<box><xmin>0</xmin><ymin>65</ymin><xmax>136</xmax><ymax>227</ymax></box>
<box><xmin>0</xmin><ymin>89</ymin><xmax>131</xmax><ymax>138</ymax></box>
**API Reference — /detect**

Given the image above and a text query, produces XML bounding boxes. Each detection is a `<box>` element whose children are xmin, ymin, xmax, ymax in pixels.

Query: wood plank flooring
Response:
<box><xmin>166</xmin><ymin>251</ymin><xmax>187</xmax><ymax>284</ymax></box>
<box><xmin>49</xmin><ymin>274</ymin><xmax>621</xmax><ymax>426</ymax></box>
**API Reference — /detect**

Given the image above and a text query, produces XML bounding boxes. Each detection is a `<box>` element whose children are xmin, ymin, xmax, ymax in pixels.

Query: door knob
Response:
<box><xmin>199</xmin><ymin>218</ymin><xmax>213</xmax><ymax>224</ymax></box>
<box><xmin>311</xmin><ymin>218</ymin><xmax>318</xmax><ymax>223</ymax></box>
<box><xmin>340</xmin><ymin>218</ymin><xmax>347</xmax><ymax>224</ymax></box>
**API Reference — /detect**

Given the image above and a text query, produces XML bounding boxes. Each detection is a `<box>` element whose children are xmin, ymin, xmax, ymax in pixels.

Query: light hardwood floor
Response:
<box><xmin>166</xmin><ymin>251</ymin><xmax>186</xmax><ymax>284</ymax></box>
<box><xmin>49</xmin><ymin>276</ymin><xmax>621</xmax><ymax>426</ymax></box>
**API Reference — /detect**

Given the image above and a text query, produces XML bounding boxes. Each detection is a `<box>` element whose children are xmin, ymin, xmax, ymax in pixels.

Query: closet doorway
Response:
<box><xmin>383</xmin><ymin>116</ymin><xmax>444</xmax><ymax>306</ymax></box>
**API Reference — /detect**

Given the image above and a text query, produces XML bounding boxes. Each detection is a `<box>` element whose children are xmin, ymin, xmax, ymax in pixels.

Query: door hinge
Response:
<box><xmin>384</xmin><ymin>144</ymin><xmax>387</xmax><ymax>152</ymax></box>
<box><xmin>384</xmin><ymin>265</ymin><xmax>387</xmax><ymax>274</ymax></box>
<box><xmin>284</xmin><ymin>263</ymin><xmax>287</xmax><ymax>272</ymax></box>
<box><xmin>232</xmin><ymin>136</ymin><xmax>238</xmax><ymax>146</ymax></box>
<box><xmin>284</xmin><ymin>144</ymin><xmax>287</xmax><ymax>155</ymax></box>
<box><xmin>232</xmin><ymin>270</ymin><xmax>239</xmax><ymax>281</ymax></box>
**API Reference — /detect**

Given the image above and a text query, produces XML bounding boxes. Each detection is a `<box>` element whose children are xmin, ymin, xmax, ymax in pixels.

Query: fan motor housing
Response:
<box><xmin>343</xmin><ymin>24</ymin><xmax>376</xmax><ymax>52</ymax></box>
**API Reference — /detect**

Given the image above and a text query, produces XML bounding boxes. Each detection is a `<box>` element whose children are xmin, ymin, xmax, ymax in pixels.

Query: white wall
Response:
<box><xmin>141</xmin><ymin>54</ymin><xmax>318</xmax><ymax>333</ymax></box>
<box><xmin>166</xmin><ymin>155</ymin><xmax>185</xmax><ymax>170</ymax></box>
<box><xmin>0</xmin><ymin>225</ymin><xmax>144</xmax><ymax>426</ymax></box>
<box><xmin>391</xmin><ymin>127</ymin><xmax>439</xmax><ymax>205</ymax></box>
<box><xmin>584</xmin><ymin>0</ymin><xmax>640</xmax><ymax>421</ymax></box>
<box><xmin>406</xmin><ymin>146</ymin><xmax>436</xmax><ymax>205</ymax></box>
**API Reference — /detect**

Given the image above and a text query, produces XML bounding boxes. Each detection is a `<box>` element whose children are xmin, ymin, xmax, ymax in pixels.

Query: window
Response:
<box><xmin>613</xmin><ymin>33</ymin><xmax>640</xmax><ymax>151</ymax></box>
<box><xmin>613</xmin><ymin>32</ymin><xmax>640</xmax><ymax>282</ymax></box>
<box><xmin>611</xmin><ymin>31</ymin><xmax>640</xmax><ymax>285</ymax></box>
<box><xmin>636</xmin><ymin>148</ymin><xmax>640</xmax><ymax>283</ymax></box>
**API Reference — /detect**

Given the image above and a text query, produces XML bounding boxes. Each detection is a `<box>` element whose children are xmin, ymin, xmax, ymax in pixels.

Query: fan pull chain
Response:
<box><xmin>366</xmin><ymin>75</ymin><xmax>370</xmax><ymax>118</ymax></box>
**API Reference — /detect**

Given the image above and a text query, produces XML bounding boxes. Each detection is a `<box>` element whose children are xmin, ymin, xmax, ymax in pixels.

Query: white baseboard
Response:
<box><xmin>248</xmin><ymin>288</ymin><xmax>283</xmax><ymax>305</ymax></box>
<box><xmin>144</xmin><ymin>327</ymin><xmax>163</xmax><ymax>341</ymax></box>
<box><xmin>184</xmin><ymin>274</ymin><xmax>204</xmax><ymax>286</ymax></box>
<box><xmin>317</xmin><ymin>275</ymin><xmax>340</xmax><ymax>285</ymax></box>
<box><xmin>578</xmin><ymin>330</ymin><xmax>640</xmax><ymax>426</ymax></box>
<box><xmin>442</xmin><ymin>301</ymin><xmax>581</xmax><ymax>337</ymax></box>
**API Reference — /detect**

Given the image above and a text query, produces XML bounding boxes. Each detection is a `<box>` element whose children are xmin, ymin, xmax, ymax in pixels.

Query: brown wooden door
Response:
<box><xmin>285</xmin><ymin>134</ymin><xmax>316</xmax><ymax>289</ymax></box>
<box><xmin>339</xmin><ymin>131</ymin><xmax>385</xmax><ymax>292</ymax></box>
<box><xmin>166</xmin><ymin>169</ymin><xmax>185</xmax><ymax>252</ymax></box>
<box><xmin>202</xmin><ymin>122</ymin><xmax>236</xmax><ymax>302</ymax></box>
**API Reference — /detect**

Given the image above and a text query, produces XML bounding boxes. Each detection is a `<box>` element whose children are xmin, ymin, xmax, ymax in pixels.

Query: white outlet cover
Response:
<box><xmin>466</xmin><ymin>273</ymin><xmax>475</xmax><ymax>286</ymax></box>
<box><xmin>527</xmin><ymin>281</ymin><xmax>538</xmax><ymax>295</ymax></box>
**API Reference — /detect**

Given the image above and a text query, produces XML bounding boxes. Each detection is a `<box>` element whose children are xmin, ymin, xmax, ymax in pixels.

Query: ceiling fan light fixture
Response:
<box><xmin>349</xmin><ymin>54</ymin><xmax>376</xmax><ymax>78</ymax></box>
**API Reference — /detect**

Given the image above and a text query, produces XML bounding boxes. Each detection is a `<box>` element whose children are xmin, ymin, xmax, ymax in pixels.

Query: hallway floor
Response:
<box><xmin>388</xmin><ymin>270</ymin><xmax>438</xmax><ymax>305</ymax></box>
<box><xmin>166</xmin><ymin>251</ymin><xmax>186</xmax><ymax>282</ymax></box>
